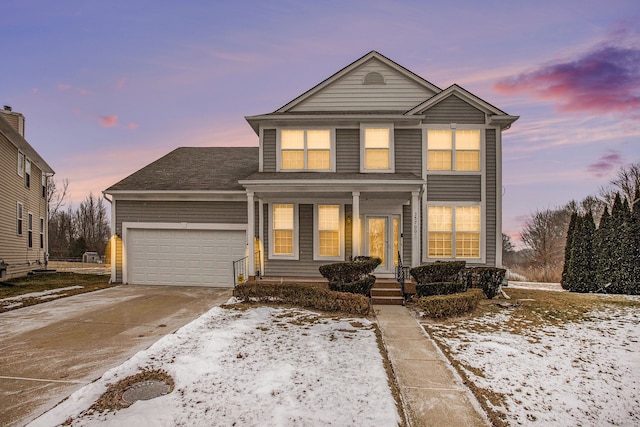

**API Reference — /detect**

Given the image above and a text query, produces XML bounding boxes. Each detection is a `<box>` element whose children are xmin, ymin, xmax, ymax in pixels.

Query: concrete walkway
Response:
<box><xmin>374</xmin><ymin>305</ymin><xmax>488</xmax><ymax>427</ymax></box>
<box><xmin>0</xmin><ymin>285</ymin><xmax>231</xmax><ymax>427</ymax></box>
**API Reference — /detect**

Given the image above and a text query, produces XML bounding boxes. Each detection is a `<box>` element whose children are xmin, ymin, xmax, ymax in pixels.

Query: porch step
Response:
<box><xmin>370</xmin><ymin>285</ymin><xmax>404</xmax><ymax>305</ymax></box>
<box><xmin>371</xmin><ymin>287</ymin><xmax>403</xmax><ymax>297</ymax></box>
<box><xmin>371</xmin><ymin>295</ymin><xmax>404</xmax><ymax>305</ymax></box>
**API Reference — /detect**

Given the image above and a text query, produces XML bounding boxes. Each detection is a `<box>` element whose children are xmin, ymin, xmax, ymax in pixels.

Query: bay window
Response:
<box><xmin>427</xmin><ymin>128</ymin><xmax>481</xmax><ymax>171</ymax></box>
<box><xmin>427</xmin><ymin>205</ymin><xmax>480</xmax><ymax>259</ymax></box>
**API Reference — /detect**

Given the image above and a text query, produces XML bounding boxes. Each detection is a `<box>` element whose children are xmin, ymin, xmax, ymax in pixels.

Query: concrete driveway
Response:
<box><xmin>0</xmin><ymin>285</ymin><xmax>232</xmax><ymax>426</ymax></box>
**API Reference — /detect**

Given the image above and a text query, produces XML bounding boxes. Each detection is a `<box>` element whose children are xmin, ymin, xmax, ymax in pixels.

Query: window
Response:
<box><xmin>28</xmin><ymin>213</ymin><xmax>33</xmax><ymax>248</ymax></box>
<box><xmin>427</xmin><ymin>205</ymin><xmax>480</xmax><ymax>259</ymax></box>
<box><xmin>315</xmin><ymin>205</ymin><xmax>342</xmax><ymax>259</ymax></box>
<box><xmin>18</xmin><ymin>151</ymin><xmax>24</xmax><ymax>177</ymax></box>
<box><xmin>427</xmin><ymin>129</ymin><xmax>481</xmax><ymax>171</ymax></box>
<box><xmin>279</xmin><ymin>129</ymin><xmax>332</xmax><ymax>171</ymax></box>
<box><xmin>25</xmin><ymin>158</ymin><xmax>31</xmax><ymax>188</ymax></box>
<box><xmin>271</xmin><ymin>203</ymin><xmax>296</xmax><ymax>257</ymax></box>
<box><xmin>40</xmin><ymin>217</ymin><xmax>45</xmax><ymax>249</ymax></box>
<box><xmin>17</xmin><ymin>203</ymin><xmax>23</xmax><ymax>235</ymax></box>
<box><xmin>361</xmin><ymin>125</ymin><xmax>393</xmax><ymax>171</ymax></box>
<box><xmin>42</xmin><ymin>174</ymin><xmax>47</xmax><ymax>198</ymax></box>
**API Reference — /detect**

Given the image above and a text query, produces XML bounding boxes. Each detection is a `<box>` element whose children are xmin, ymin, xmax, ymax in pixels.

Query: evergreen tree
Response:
<box><xmin>630</xmin><ymin>188</ymin><xmax>640</xmax><ymax>294</ymax></box>
<box><xmin>593</xmin><ymin>207</ymin><xmax>612</xmax><ymax>291</ymax></box>
<box><xmin>609</xmin><ymin>193</ymin><xmax>630</xmax><ymax>293</ymax></box>
<box><xmin>561</xmin><ymin>212</ymin><xmax>578</xmax><ymax>290</ymax></box>
<box><xmin>568</xmin><ymin>212</ymin><xmax>597</xmax><ymax>292</ymax></box>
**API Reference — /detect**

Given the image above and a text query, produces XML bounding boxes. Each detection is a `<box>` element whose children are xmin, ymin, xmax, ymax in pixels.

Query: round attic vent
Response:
<box><xmin>363</xmin><ymin>71</ymin><xmax>385</xmax><ymax>85</ymax></box>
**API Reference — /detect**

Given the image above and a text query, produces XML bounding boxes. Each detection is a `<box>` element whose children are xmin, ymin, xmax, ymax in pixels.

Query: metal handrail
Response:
<box><xmin>232</xmin><ymin>250</ymin><xmax>261</xmax><ymax>287</ymax></box>
<box><xmin>395</xmin><ymin>251</ymin><xmax>408</xmax><ymax>305</ymax></box>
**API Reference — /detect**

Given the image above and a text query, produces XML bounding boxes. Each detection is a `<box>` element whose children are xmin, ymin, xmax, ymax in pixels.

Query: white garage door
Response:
<box><xmin>128</xmin><ymin>228</ymin><xmax>246</xmax><ymax>287</ymax></box>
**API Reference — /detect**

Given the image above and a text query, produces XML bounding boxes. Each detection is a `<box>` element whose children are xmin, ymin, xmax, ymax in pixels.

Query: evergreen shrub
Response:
<box><xmin>319</xmin><ymin>256</ymin><xmax>381</xmax><ymax>296</ymax></box>
<box><xmin>415</xmin><ymin>281</ymin><xmax>467</xmax><ymax>297</ymax></box>
<box><xmin>417</xmin><ymin>289</ymin><xmax>483</xmax><ymax>318</ymax></box>
<box><xmin>234</xmin><ymin>283</ymin><xmax>370</xmax><ymax>315</ymax></box>
<box><xmin>459</xmin><ymin>267</ymin><xmax>506</xmax><ymax>299</ymax></box>
<box><xmin>409</xmin><ymin>261</ymin><xmax>466</xmax><ymax>284</ymax></box>
<box><xmin>328</xmin><ymin>276</ymin><xmax>376</xmax><ymax>295</ymax></box>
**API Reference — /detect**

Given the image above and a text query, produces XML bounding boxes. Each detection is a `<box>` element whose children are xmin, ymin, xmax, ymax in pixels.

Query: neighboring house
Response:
<box><xmin>0</xmin><ymin>106</ymin><xmax>55</xmax><ymax>280</ymax></box>
<box><xmin>104</xmin><ymin>51</ymin><xmax>518</xmax><ymax>287</ymax></box>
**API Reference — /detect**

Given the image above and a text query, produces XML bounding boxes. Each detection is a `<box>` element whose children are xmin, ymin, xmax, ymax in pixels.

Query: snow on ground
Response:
<box><xmin>507</xmin><ymin>281</ymin><xmax>564</xmax><ymax>292</ymax></box>
<box><xmin>0</xmin><ymin>286</ymin><xmax>84</xmax><ymax>310</ymax></box>
<box><xmin>425</xmin><ymin>305</ymin><xmax>640</xmax><ymax>426</ymax></box>
<box><xmin>29</xmin><ymin>304</ymin><xmax>399</xmax><ymax>427</ymax></box>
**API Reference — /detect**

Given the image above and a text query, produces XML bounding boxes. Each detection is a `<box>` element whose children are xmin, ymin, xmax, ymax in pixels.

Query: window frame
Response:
<box><xmin>425</xmin><ymin>125</ymin><xmax>483</xmax><ymax>173</ymax></box>
<box><xmin>268</xmin><ymin>203</ymin><xmax>299</xmax><ymax>260</ymax></box>
<box><xmin>42</xmin><ymin>174</ymin><xmax>47</xmax><ymax>198</ymax></box>
<box><xmin>313</xmin><ymin>204</ymin><xmax>344</xmax><ymax>261</ymax></box>
<box><xmin>28</xmin><ymin>212</ymin><xmax>33</xmax><ymax>248</ymax></box>
<box><xmin>18</xmin><ymin>151</ymin><xmax>25</xmax><ymax>177</ymax></box>
<box><xmin>25</xmin><ymin>158</ymin><xmax>32</xmax><ymax>188</ymax></box>
<box><xmin>40</xmin><ymin>217</ymin><xmax>45</xmax><ymax>249</ymax></box>
<box><xmin>17</xmin><ymin>202</ymin><xmax>23</xmax><ymax>235</ymax></box>
<box><xmin>360</xmin><ymin>123</ymin><xmax>394</xmax><ymax>173</ymax></box>
<box><xmin>276</xmin><ymin>128</ymin><xmax>335</xmax><ymax>172</ymax></box>
<box><xmin>425</xmin><ymin>203</ymin><xmax>483</xmax><ymax>262</ymax></box>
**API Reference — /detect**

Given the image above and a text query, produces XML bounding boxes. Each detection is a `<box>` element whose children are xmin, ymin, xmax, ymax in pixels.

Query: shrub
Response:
<box><xmin>417</xmin><ymin>289</ymin><xmax>483</xmax><ymax>318</ymax></box>
<box><xmin>459</xmin><ymin>267</ymin><xmax>506</xmax><ymax>299</ymax></box>
<box><xmin>415</xmin><ymin>281</ymin><xmax>467</xmax><ymax>297</ymax></box>
<box><xmin>319</xmin><ymin>257</ymin><xmax>381</xmax><ymax>283</ymax></box>
<box><xmin>410</xmin><ymin>261</ymin><xmax>466</xmax><ymax>284</ymax></box>
<box><xmin>233</xmin><ymin>283</ymin><xmax>370</xmax><ymax>315</ymax></box>
<box><xmin>328</xmin><ymin>276</ymin><xmax>376</xmax><ymax>296</ymax></box>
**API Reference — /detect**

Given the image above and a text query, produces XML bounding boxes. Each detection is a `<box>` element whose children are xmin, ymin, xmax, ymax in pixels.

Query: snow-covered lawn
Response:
<box><xmin>0</xmin><ymin>286</ymin><xmax>84</xmax><ymax>310</ymax></box>
<box><xmin>29</xmin><ymin>304</ymin><xmax>400</xmax><ymax>427</ymax></box>
<box><xmin>424</xmin><ymin>298</ymin><xmax>640</xmax><ymax>426</ymax></box>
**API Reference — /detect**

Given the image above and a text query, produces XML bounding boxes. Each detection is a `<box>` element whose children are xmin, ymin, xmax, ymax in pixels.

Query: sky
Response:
<box><xmin>2</xmin><ymin>0</ymin><xmax>639</xmax><ymax>244</ymax></box>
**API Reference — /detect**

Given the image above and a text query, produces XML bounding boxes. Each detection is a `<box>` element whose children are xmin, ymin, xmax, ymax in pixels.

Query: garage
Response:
<box><xmin>127</xmin><ymin>228</ymin><xmax>247</xmax><ymax>287</ymax></box>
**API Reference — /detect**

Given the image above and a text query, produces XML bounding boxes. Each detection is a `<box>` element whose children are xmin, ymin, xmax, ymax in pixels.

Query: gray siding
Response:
<box><xmin>290</xmin><ymin>58</ymin><xmax>436</xmax><ymax>112</ymax></box>
<box><xmin>395</xmin><ymin>129</ymin><xmax>422</xmax><ymax>175</ymax></box>
<box><xmin>336</xmin><ymin>129</ymin><xmax>359</xmax><ymax>173</ymax></box>
<box><xmin>402</xmin><ymin>204</ymin><xmax>412</xmax><ymax>264</ymax></box>
<box><xmin>485</xmin><ymin>129</ymin><xmax>497</xmax><ymax>266</ymax></box>
<box><xmin>115</xmin><ymin>200</ymin><xmax>247</xmax><ymax>235</ymax></box>
<box><xmin>263</xmin><ymin>129</ymin><xmax>276</xmax><ymax>172</ymax></box>
<box><xmin>426</xmin><ymin>175</ymin><xmax>482</xmax><ymax>201</ymax></box>
<box><xmin>422</xmin><ymin>95</ymin><xmax>485</xmax><ymax>124</ymax></box>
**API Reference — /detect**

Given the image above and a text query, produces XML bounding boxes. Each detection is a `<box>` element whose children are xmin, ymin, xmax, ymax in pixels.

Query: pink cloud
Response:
<box><xmin>99</xmin><ymin>115</ymin><xmax>118</xmax><ymax>127</ymax></box>
<box><xmin>116</xmin><ymin>78</ymin><xmax>126</xmax><ymax>90</ymax></box>
<box><xmin>127</xmin><ymin>122</ymin><xmax>139</xmax><ymax>129</ymax></box>
<box><xmin>58</xmin><ymin>83</ymin><xmax>72</xmax><ymax>90</ymax></box>
<box><xmin>586</xmin><ymin>150</ymin><xmax>625</xmax><ymax>178</ymax></box>
<box><xmin>494</xmin><ymin>45</ymin><xmax>640</xmax><ymax>117</ymax></box>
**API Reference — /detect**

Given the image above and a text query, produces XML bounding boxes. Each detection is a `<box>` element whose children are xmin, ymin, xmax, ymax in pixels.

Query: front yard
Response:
<box><xmin>419</xmin><ymin>287</ymin><xmax>640</xmax><ymax>426</ymax></box>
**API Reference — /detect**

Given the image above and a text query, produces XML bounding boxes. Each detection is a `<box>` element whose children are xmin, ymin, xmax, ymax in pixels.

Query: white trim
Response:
<box><xmin>495</xmin><ymin>126</ymin><xmax>503</xmax><ymax>267</ymax></box>
<box><xmin>27</xmin><ymin>211</ymin><xmax>33</xmax><ymax>248</ymax></box>
<box><xmin>267</xmin><ymin>203</ymin><xmax>299</xmax><ymax>260</ymax></box>
<box><xmin>18</xmin><ymin>150</ymin><xmax>24</xmax><ymax>177</ymax></box>
<box><xmin>259</xmin><ymin>126</ymin><xmax>264</xmax><ymax>172</ymax></box>
<box><xmin>275</xmin><ymin>127</ymin><xmax>336</xmax><ymax>172</ymax></box>
<box><xmin>247</xmin><ymin>192</ymin><xmax>255</xmax><ymax>275</ymax></box>
<box><xmin>360</xmin><ymin>123</ymin><xmax>395</xmax><ymax>173</ymax></box>
<box><xmin>423</xmin><ymin>202</ymin><xmax>486</xmax><ymax>264</ymax></box>
<box><xmin>121</xmin><ymin>222</ymin><xmax>248</xmax><ymax>284</ymax></box>
<box><xmin>39</xmin><ymin>217</ymin><xmax>45</xmax><ymax>250</ymax></box>
<box><xmin>313</xmin><ymin>203</ymin><xmax>345</xmax><ymax>261</ymax></box>
<box><xmin>16</xmin><ymin>202</ymin><xmax>23</xmax><ymax>235</ymax></box>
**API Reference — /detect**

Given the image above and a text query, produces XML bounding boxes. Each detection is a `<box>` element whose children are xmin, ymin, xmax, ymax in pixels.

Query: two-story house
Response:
<box><xmin>0</xmin><ymin>106</ymin><xmax>55</xmax><ymax>280</ymax></box>
<box><xmin>104</xmin><ymin>51</ymin><xmax>517</xmax><ymax>287</ymax></box>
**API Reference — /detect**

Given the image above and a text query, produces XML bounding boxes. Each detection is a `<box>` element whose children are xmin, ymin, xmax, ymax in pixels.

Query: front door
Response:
<box><xmin>365</xmin><ymin>215</ymin><xmax>400</xmax><ymax>274</ymax></box>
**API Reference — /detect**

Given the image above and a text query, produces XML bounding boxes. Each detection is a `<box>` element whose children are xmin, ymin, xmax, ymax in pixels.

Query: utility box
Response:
<box><xmin>82</xmin><ymin>252</ymin><xmax>101</xmax><ymax>263</ymax></box>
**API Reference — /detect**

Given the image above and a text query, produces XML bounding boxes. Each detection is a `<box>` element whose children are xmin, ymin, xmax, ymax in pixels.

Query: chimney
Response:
<box><xmin>0</xmin><ymin>106</ymin><xmax>25</xmax><ymax>137</ymax></box>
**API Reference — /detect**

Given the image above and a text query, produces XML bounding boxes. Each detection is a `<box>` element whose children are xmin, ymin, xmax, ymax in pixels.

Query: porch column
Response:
<box><xmin>352</xmin><ymin>191</ymin><xmax>360</xmax><ymax>258</ymax></box>
<box><xmin>411</xmin><ymin>191</ymin><xmax>420</xmax><ymax>267</ymax></box>
<box><xmin>247</xmin><ymin>191</ymin><xmax>255</xmax><ymax>277</ymax></box>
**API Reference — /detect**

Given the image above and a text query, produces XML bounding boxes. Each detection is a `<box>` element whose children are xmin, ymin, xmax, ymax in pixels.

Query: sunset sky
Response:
<box><xmin>3</xmin><ymin>0</ymin><xmax>639</xmax><ymax>244</ymax></box>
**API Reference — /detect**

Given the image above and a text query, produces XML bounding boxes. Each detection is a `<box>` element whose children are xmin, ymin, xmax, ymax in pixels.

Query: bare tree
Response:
<box><xmin>75</xmin><ymin>192</ymin><xmax>111</xmax><ymax>255</ymax></box>
<box><xmin>47</xmin><ymin>177</ymin><xmax>69</xmax><ymax>220</ymax></box>
<box><xmin>520</xmin><ymin>207</ymin><xmax>572</xmax><ymax>282</ymax></box>
<box><xmin>600</xmin><ymin>161</ymin><xmax>640</xmax><ymax>208</ymax></box>
<box><xmin>48</xmin><ymin>207</ymin><xmax>76</xmax><ymax>258</ymax></box>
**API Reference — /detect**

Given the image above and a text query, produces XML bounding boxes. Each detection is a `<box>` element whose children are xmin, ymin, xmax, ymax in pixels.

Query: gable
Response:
<box><xmin>421</xmin><ymin>94</ymin><xmax>486</xmax><ymax>124</ymax></box>
<box><xmin>279</xmin><ymin>52</ymin><xmax>441</xmax><ymax>113</ymax></box>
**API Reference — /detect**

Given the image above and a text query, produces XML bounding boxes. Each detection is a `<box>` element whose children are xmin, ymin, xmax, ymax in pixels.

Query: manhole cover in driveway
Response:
<box><xmin>121</xmin><ymin>380</ymin><xmax>171</xmax><ymax>404</ymax></box>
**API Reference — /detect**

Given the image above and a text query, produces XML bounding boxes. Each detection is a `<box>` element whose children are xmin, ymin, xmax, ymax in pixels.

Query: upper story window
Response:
<box><xmin>25</xmin><ymin>158</ymin><xmax>32</xmax><ymax>188</ymax></box>
<box><xmin>278</xmin><ymin>129</ymin><xmax>333</xmax><ymax>171</ymax></box>
<box><xmin>17</xmin><ymin>202</ymin><xmax>23</xmax><ymax>235</ymax></box>
<box><xmin>427</xmin><ymin>129</ymin><xmax>481</xmax><ymax>171</ymax></box>
<box><xmin>361</xmin><ymin>124</ymin><xmax>394</xmax><ymax>172</ymax></box>
<box><xmin>42</xmin><ymin>174</ymin><xmax>47</xmax><ymax>198</ymax></box>
<box><xmin>427</xmin><ymin>204</ymin><xmax>481</xmax><ymax>259</ymax></box>
<box><xmin>270</xmin><ymin>203</ymin><xmax>298</xmax><ymax>259</ymax></box>
<box><xmin>18</xmin><ymin>151</ymin><xmax>25</xmax><ymax>177</ymax></box>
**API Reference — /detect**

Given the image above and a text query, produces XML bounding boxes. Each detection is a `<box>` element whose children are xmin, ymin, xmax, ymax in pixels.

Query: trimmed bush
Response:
<box><xmin>459</xmin><ymin>267</ymin><xmax>506</xmax><ymax>299</ymax></box>
<box><xmin>319</xmin><ymin>257</ymin><xmax>381</xmax><ymax>283</ymax></box>
<box><xmin>410</xmin><ymin>261</ymin><xmax>466</xmax><ymax>284</ymax></box>
<box><xmin>415</xmin><ymin>281</ymin><xmax>467</xmax><ymax>297</ymax></box>
<box><xmin>417</xmin><ymin>289</ymin><xmax>483</xmax><ymax>318</ymax></box>
<box><xmin>234</xmin><ymin>283</ymin><xmax>370</xmax><ymax>315</ymax></box>
<box><xmin>328</xmin><ymin>276</ymin><xmax>376</xmax><ymax>296</ymax></box>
